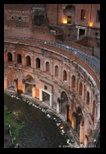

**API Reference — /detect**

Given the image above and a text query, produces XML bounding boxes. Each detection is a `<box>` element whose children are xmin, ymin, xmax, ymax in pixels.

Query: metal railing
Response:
<box><xmin>4</xmin><ymin>35</ymin><xmax>100</xmax><ymax>77</ymax></box>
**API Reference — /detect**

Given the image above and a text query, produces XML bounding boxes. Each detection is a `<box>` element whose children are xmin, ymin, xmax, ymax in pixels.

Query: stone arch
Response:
<box><xmin>7</xmin><ymin>69</ymin><xmax>16</xmax><ymax>89</ymax></box>
<box><xmin>7</xmin><ymin>52</ymin><xmax>12</xmax><ymax>62</ymax></box>
<box><xmin>59</xmin><ymin>91</ymin><xmax>69</xmax><ymax>121</ymax></box>
<box><xmin>36</xmin><ymin>57</ymin><xmax>41</xmax><ymax>69</ymax></box>
<box><xmin>23</xmin><ymin>74</ymin><xmax>35</xmax><ymax>96</ymax></box>
<box><xmin>26</xmin><ymin>56</ymin><xmax>31</xmax><ymax>66</ymax></box>
<box><xmin>63</xmin><ymin>5</ymin><xmax>75</xmax><ymax>24</ymax></box>
<box><xmin>72</xmin><ymin>106</ymin><xmax>83</xmax><ymax>134</ymax></box>
<box><xmin>79</xmin><ymin>82</ymin><xmax>82</xmax><ymax>96</ymax></box>
<box><xmin>72</xmin><ymin>75</ymin><xmax>76</xmax><ymax>88</ymax></box>
<box><xmin>55</xmin><ymin>65</ymin><xmax>59</xmax><ymax>77</ymax></box>
<box><xmin>63</xmin><ymin>70</ymin><xmax>67</xmax><ymax>81</ymax></box>
<box><xmin>76</xmin><ymin>107</ymin><xmax>83</xmax><ymax>131</ymax></box>
<box><xmin>65</xmin><ymin>5</ymin><xmax>75</xmax><ymax>12</ymax></box>
<box><xmin>86</xmin><ymin>91</ymin><xmax>90</xmax><ymax>105</ymax></box>
<box><xmin>46</xmin><ymin>61</ymin><xmax>50</xmax><ymax>72</ymax></box>
<box><xmin>17</xmin><ymin>54</ymin><xmax>22</xmax><ymax>63</ymax></box>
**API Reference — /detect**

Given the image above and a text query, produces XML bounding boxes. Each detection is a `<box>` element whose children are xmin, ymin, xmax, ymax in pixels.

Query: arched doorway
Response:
<box><xmin>23</xmin><ymin>75</ymin><xmax>35</xmax><ymax>97</ymax></box>
<box><xmin>63</xmin><ymin>5</ymin><xmax>75</xmax><ymax>24</ymax></box>
<box><xmin>76</xmin><ymin>107</ymin><xmax>83</xmax><ymax>135</ymax></box>
<box><xmin>17</xmin><ymin>54</ymin><xmax>22</xmax><ymax>64</ymax></box>
<box><xmin>7</xmin><ymin>52</ymin><xmax>12</xmax><ymax>62</ymax></box>
<box><xmin>7</xmin><ymin>69</ymin><xmax>16</xmax><ymax>90</ymax></box>
<box><xmin>60</xmin><ymin>91</ymin><xmax>69</xmax><ymax>121</ymax></box>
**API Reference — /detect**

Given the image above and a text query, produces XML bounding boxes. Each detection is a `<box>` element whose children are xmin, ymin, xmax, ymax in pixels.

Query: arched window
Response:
<box><xmin>55</xmin><ymin>65</ymin><xmax>59</xmax><ymax>77</ymax></box>
<box><xmin>72</xmin><ymin>75</ymin><xmax>75</xmax><ymax>88</ymax></box>
<box><xmin>81</xmin><ymin>119</ymin><xmax>84</xmax><ymax>126</ymax></box>
<box><xmin>36</xmin><ymin>58</ymin><xmax>41</xmax><ymax>69</ymax></box>
<box><xmin>26</xmin><ymin>56</ymin><xmax>31</xmax><ymax>66</ymax></box>
<box><xmin>79</xmin><ymin>82</ymin><xmax>82</xmax><ymax>95</ymax></box>
<box><xmin>7</xmin><ymin>52</ymin><xmax>12</xmax><ymax>62</ymax></box>
<box><xmin>86</xmin><ymin>91</ymin><xmax>90</xmax><ymax>105</ymax></box>
<box><xmin>17</xmin><ymin>54</ymin><xmax>22</xmax><ymax>63</ymax></box>
<box><xmin>61</xmin><ymin>91</ymin><xmax>68</xmax><ymax>103</ymax></box>
<box><xmin>63</xmin><ymin>70</ymin><xmax>67</xmax><ymax>81</ymax></box>
<box><xmin>46</xmin><ymin>62</ymin><xmax>50</xmax><ymax>72</ymax></box>
<box><xmin>92</xmin><ymin>101</ymin><xmax>96</xmax><ymax>117</ymax></box>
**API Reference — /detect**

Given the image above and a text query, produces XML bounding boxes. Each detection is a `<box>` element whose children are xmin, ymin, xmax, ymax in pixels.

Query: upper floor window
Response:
<box><xmin>96</xmin><ymin>10</ymin><xmax>100</xmax><ymax>22</ymax></box>
<box><xmin>26</xmin><ymin>56</ymin><xmax>31</xmax><ymax>66</ymax></box>
<box><xmin>81</xmin><ymin>9</ymin><xmax>86</xmax><ymax>20</ymax></box>
<box><xmin>86</xmin><ymin>91</ymin><xmax>90</xmax><ymax>105</ymax></box>
<box><xmin>72</xmin><ymin>75</ymin><xmax>75</xmax><ymax>88</ymax></box>
<box><xmin>92</xmin><ymin>101</ymin><xmax>96</xmax><ymax>117</ymax></box>
<box><xmin>55</xmin><ymin>65</ymin><xmax>59</xmax><ymax>77</ymax></box>
<box><xmin>7</xmin><ymin>52</ymin><xmax>12</xmax><ymax>62</ymax></box>
<box><xmin>17</xmin><ymin>54</ymin><xmax>22</xmax><ymax>63</ymax></box>
<box><xmin>63</xmin><ymin>70</ymin><xmax>67</xmax><ymax>81</ymax></box>
<box><xmin>46</xmin><ymin>62</ymin><xmax>50</xmax><ymax>72</ymax></box>
<box><xmin>36</xmin><ymin>58</ymin><xmax>41</xmax><ymax>69</ymax></box>
<box><xmin>79</xmin><ymin>82</ymin><xmax>82</xmax><ymax>95</ymax></box>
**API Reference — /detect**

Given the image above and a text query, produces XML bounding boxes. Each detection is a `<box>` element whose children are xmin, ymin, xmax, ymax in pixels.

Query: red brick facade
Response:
<box><xmin>4</xmin><ymin>4</ymin><xmax>100</xmax><ymax>148</ymax></box>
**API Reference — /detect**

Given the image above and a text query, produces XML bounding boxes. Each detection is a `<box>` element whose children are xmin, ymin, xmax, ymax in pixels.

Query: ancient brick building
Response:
<box><xmin>4</xmin><ymin>4</ymin><xmax>100</xmax><ymax>148</ymax></box>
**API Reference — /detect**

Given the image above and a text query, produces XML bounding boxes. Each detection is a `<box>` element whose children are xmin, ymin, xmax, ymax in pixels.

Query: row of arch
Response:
<box><xmin>7</xmin><ymin>52</ymin><xmax>91</xmax><ymax>105</ymax></box>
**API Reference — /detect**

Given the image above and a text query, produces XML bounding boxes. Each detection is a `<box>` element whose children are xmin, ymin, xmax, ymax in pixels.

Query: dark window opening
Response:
<box><xmin>86</xmin><ymin>91</ymin><xmax>90</xmax><ymax>105</ymax></box>
<box><xmin>36</xmin><ymin>58</ymin><xmax>41</xmax><ymax>69</ymax></box>
<box><xmin>7</xmin><ymin>52</ymin><xmax>12</xmax><ymax>62</ymax></box>
<box><xmin>46</xmin><ymin>62</ymin><xmax>50</xmax><ymax>72</ymax></box>
<box><xmin>81</xmin><ymin>9</ymin><xmax>86</xmax><ymax>20</ymax></box>
<box><xmin>26</xmin><ymin>56</ymin><xmax>31</xmax><ymax>66</ymax></box>
<box><xmin>63</xmin><ymin>70</ymin><xmax>67</xmax><ymax>81</ymax></box>
<box><xmin>72</xmin><ymin>75</ymin><xmax>75</xmax><ymax>88</ymax></box>
<box><xmin>18</xmin><ymin>17</ymin><xmax>21</xmax><ymax>21</ymax></box>
<box><xmin>79</xmin><ymin>82</ymin><xmax>82</xmax><ymax>95</ymax></box>
<box><xmin>44</xmin><ymin>85</ymin><xmax>47</xmax><ymax>90</ymax></box>
<box><xmin>42</xmin><ymin>91</ymin><xmax>50</xmax><ymax>104</ymax></box>
<box><xmin>55</xmin><ymin>65</ymin><xmax>59</xmax><ymax>77</ymax></box>
<box><xmin>96</xmin><ymin>10</ymin><xmax>100</xmax><ymax>22</ymax></box>
<box><xmin>92</xmin><ymin>101</ymin><xmax>95</xmax><ymax>117</ymax></box>
<box><xmin>79</xmin><ymin>29</ymin><xmax>85</xmax><ymax>39</ymax></box>
<box><xmin>79</xmin><ymin>29</ymin><xmax>85</xmax><ymax>36</ymax></box>
<box><xmin>17</xmin><ymin>54</ymin><xmax>22</xmax><ymax>63</ymax></box>
<box><xmin>67</xmin><ymin>16</ymin><xmax>71</xmax><ymax>24</ymax></box>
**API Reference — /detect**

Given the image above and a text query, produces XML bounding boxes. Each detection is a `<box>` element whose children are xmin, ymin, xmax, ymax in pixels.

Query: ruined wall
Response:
<box><xmin>4</xmin><ymin>39</ymin><xmax>100</xmax><ymax>147</ymax></box>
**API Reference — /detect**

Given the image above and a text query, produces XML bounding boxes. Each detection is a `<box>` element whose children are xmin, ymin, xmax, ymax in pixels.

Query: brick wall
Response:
<box><xmin>4</xmin><ymin>26</ymin><xmax>56</xmax><ymax>42</ymax></box>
